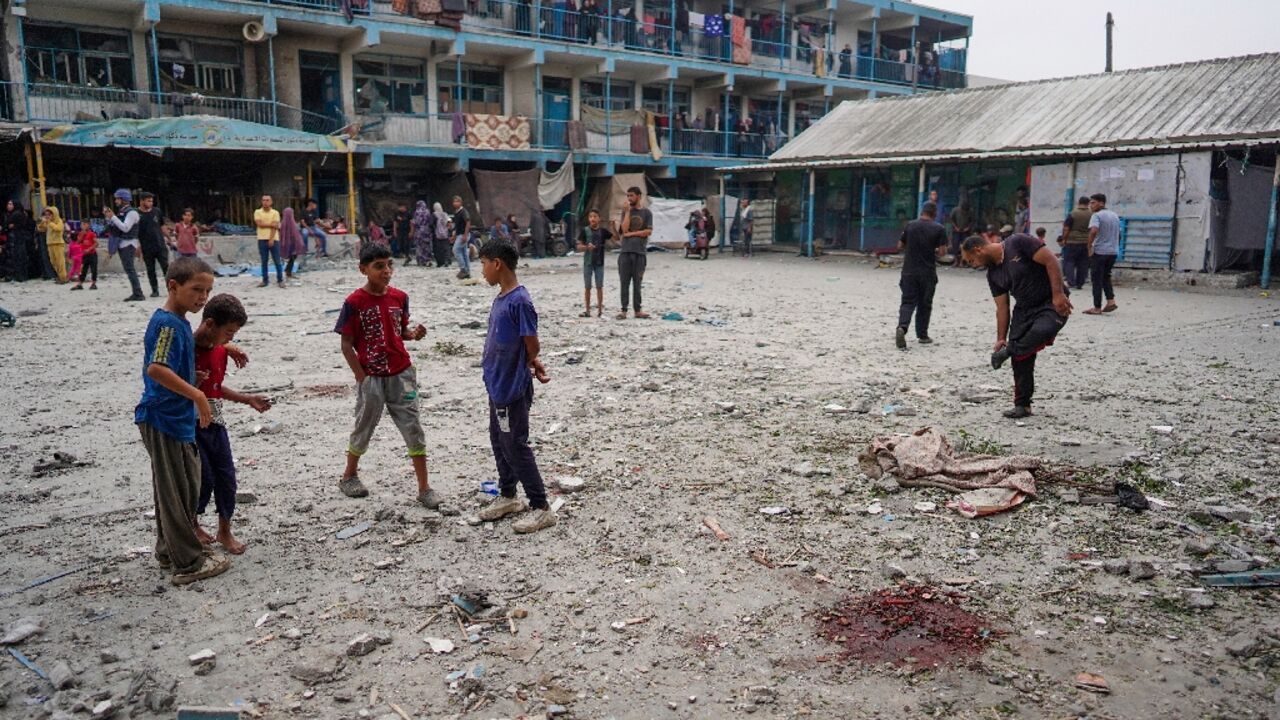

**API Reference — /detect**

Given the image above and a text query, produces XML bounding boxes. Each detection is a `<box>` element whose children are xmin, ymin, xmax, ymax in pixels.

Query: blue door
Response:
<box><xmin>543</xmin><ymin>86</ymin><xmax>571</xmax><ymax>149</ymax></box>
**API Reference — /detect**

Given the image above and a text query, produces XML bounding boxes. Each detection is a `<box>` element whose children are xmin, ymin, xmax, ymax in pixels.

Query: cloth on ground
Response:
<box><xmin>859</xmin><ymin>427</ymin><xmax>1040</xmax><ymax>497</ymax></box>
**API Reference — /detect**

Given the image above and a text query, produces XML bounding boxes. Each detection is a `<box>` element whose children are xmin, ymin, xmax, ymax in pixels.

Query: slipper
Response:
<box><xmin>615</xmin><ymin>312</ymin><xmax>628</xmax><ymax>320</ymax></box>
<box><xmin>634</xmin><ymin>311</ymin><xmax>651</xmax><ymax>319</ymax></box>
<box><xmin>579</xmin><ymin>311</ymin><xmax>591</xmax><ymax>318</ymax></box>
<box><xmin>171</xmin><ymin>552</ymin><xmax>230</xmax><ymax>586</ymax></box>
<box><xmin>1102</xmin><ymin>303</ymin><xmax>1118</xmax><ymax>313</ymax></box>
<box><xmin>1083</xmin><ymin>308</ymin><xmax>1103</xmax><ymax>315</ymax></box>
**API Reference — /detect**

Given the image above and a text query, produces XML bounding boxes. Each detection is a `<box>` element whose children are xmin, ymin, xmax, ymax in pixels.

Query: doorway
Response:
<box><xmin>542</xmin><ymin>77</ymin><xmax>572</xmax><ymax>149</ymax></box>
<box><xmin>300</xmin><ymin>51</ymin><xmax>342</xmax><ymax>126</ymax></box>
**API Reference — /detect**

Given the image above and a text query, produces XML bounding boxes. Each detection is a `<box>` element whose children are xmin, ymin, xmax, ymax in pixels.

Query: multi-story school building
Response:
<box><xmin>0</xmin><ymin>0</ymin><xmax>971</xmax><ymax>229</ymax></box>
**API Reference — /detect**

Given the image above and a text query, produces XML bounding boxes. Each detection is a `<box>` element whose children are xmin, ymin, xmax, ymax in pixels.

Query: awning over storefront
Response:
<box><xmin>41</xmin><ymin>116</ymin><xmax>348</xmax><ymax>154</ymax></box>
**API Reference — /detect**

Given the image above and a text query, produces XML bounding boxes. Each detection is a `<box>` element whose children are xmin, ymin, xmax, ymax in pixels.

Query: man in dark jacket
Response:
<box><xmin>136</xmin><ymin>192</ymin><xmax>170</xmax><ymax>297</ymax></box>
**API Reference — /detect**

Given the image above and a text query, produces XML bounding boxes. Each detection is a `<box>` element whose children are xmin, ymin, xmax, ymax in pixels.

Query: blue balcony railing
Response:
<box><xmin>8</xmin><ymin>82</ymin><xmax>345</xmax><ymax>134</ymax></box>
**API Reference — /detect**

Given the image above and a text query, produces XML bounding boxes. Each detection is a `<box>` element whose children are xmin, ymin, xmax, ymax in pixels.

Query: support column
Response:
<box><xmin>667</xmin><ymin>77</ymin><xmax>675</xmax><ymax>153</ymax></box>
<box><xmin>535</xmin><ymin>64</ymin><xmax>543</xmax><ymax>148</ymax></box>
<box><xmin>719</xmin><ymin>173</ymin><xmax>727</xmax><ymax>250</ymax></box>
<box><xmin>307</xmin><ymin>162</ymin><xmax>314</xmax><ymax>200</ymax></box>
<box><xmin>33</xmin><ymin>140</ymin><xmax>47</xmax><ymax>212</ymax></box>
<box><xmin>805</xmin><ymin>169</ymin><xmax>816</xmax><ymax>257</ymax></box>
<box><xmin>721</xmin><ymin>90</ymin><xmax>730</xmax><ymax>156</ymax></box>
<box><xmin>24</xmin><ymin>143</ymin><xmax>34</xmax><ymax>209</ymax></box>
<box><xmin>149</xmin><ymin>26</ymin><xmax>162</xmax><ymax>101</ymax></box>
<box><xmin>606</xmin><ymin>0</ymin><xmax>612</xmax><ymax>44</ymax></box>
<box><xmin>917</xmin><ymin>162</ymin><xmax>926</xmax><ymax>215</ymax></box>
<box><xmin>604</xmin><ymin>73</ymin><xmax>612</xmax><ymax>152</ymax></box>
<box><xmin>346</xmin><ymin>143</ymin><xmax>358</xmax><ymax>230</ymax></box>
<box><xmin>779</xmin><ymin>0</ymin><xmax>787</xmax><ymax>69</ymax></box>
<box><xmin>1262</xmin><ymin>162</ymin><xmax>1280</xmax><ymax>289</ymax></box>
<box><xmin>859</xmin><ymin>175</ymin><xmax>868</xmax><ymax>252</ymax></box>
<box><xmin>1065</xmin><ymin>159</ymin><xmax>1077</xmax><ymax>215</ymax></box>
<box><xmin>267</xmin><ymin>36</ymin><xmax>278</xmax><ymax>126</ymax></box>
<box><xmin>535</xmin><ymin>0</ymin><xmax>542</xmax><ymax>39</ymax></box>
<box><xmin>775</xmin><ymin>91</ymin><xmax>783</xmax><ymax>147</ymax></box>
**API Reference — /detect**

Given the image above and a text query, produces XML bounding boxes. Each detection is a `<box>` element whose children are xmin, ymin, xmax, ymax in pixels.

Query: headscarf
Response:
<box><xmin>42</xmin><ymin>206</ymin><xmax>65</xmax><ymax>243</ymax></box>
<box><xmin>413</xmin><ymin>200</ymin><xmax>432</xmax><ymax>227</ymax></box>
<box><xmin>6</xmin><ymin>200</ymin><xmax>32</xmax><ymax>235</ymax></box>
<box><xmin>278</xmin><ymin>207</ymin><xmax>303</xmax><ymax>248</ymax></box>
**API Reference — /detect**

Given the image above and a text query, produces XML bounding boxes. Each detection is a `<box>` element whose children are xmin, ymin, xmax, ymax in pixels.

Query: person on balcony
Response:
<box><xmin>839</xmin><ymin>44</ymin><xmax>853</xmax><ymax>78</ymax></box>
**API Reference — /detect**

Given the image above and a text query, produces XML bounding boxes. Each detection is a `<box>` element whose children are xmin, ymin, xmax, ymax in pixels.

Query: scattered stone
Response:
<box><xmin>1213</xmin><ymin>559</ymin><xmax>1257</xmax><ymax>574</ymax></box>
<box><xmin>547</xmin><ymin>705</ymin><xmax>568</xmax><ymax>717</ymax></box>
<box><xmin>713</xmin><ymin>401</ymin><xmax>736</xmax><ymax>413</ymax></box>
<box><xmin>1163</xmin><ymin>469</ymin><xmax>1188</xmax><ymax>483</ymax></box>
<box><xmin>188</xmin><ymin>649</ymin><xmax>216</xmax><ymax>666</ymax></box>
<box><xmin>99</xmin><ymin>650</ymin><xmax>121</xmax><ymax>665</ymax></box>
<box><xmin>1183</xmin><ymin>589</ymin><xmax>1216</xmax><ymax>610</ymax></box>
<box><xmin>0</xmin><ymin>617</ymin><xmax>45</xmax><ymax>645</ymax></box>
<box><xmin>881</xmin><ymin>563</ymin><xmax>907</xmax><ymax>580</ymax></box>
<box><xmin>1059</xmin><ymin>438</ymin><xmax>1082</xmax><ymax>447</ymax></box>
<box><xmin>793</xmin><ymin>461</ymin><xmax>817</xmax><ymax>478</ymax></box>
<box><xmin>1128</xmin><ymin>560</ymin><xmax>1157</xmax><ymax>581</ymax></box>
<box><xmin>266</xmin><ymin>597</ymin><xmax>300</xmax><ymax>611</ymax></box>
<box><xmin>641</xmin><ymin>381</ymin><xmax>662</xmax><ymax>392</ymax></box>
<box><xmin>193</xmin><ymin>659</ymin><xmax>216</xmax><ymax>676</ymax></box>
<box><xmin>289</xmin><ymin>652</ymin><xmax>346</xmax><ymax>684</ymax></box>
<box><xmin>424</xmin><ymin>637</ymin><xmax>455</xmax><ymax>654</ymax></box>
<box><xmin>90</xmin><ymin>699</ymin><xmax>115</xmax><ymax>719</ymax></box>
<box><xmin>913</xmin><ymin>501</ymin><xmax>936</xmax><ymax>512</ymax></box>
<box><xmin>1183</xmin><ymin>537</ymin><xmax>1215</xmax><ymax>556</ymax></box>
<box><xmin>235</xmin><ymin>491</ymin><xmax>259</xmax><ymax>505</ymax></box>
<box><xmin>873</xmin><ymin>477</ymin><xmax>901</xmax><ymax>494</ymax></box>
<box><xmin>823</xmin><ymin>403</ymin><xmax>848</xmax><ymax>414</ymax></box>
<box><xmin>1225</xmin><ymin>631</ymin><xmax>1263</xmax><ymax>658</ymax></box>
<box><xmin>555</xmin><ymin>476</ymin><xmax>586</xmax><ymax>493</ymax></box>
<box><xmin>1206</xmin><ymin>505</ymin><xmax>1253</xmax><ymax>523</ymax></box>
<box><xmin>346</xmin><ymin>632</ymin><xmax>392</xmax><ymax>657</ymax></box>
<box><xmin>1107</xmin><ymin>560</ymin><xmax>1131</xmax><ymax>577</ymax></box>
<box><xmin>48</xmin><ymin>661</ymin><xmax>76</xmax><ymax>690</ymax></box>
<box><xmin>283</xmin><ymin>628</ymin><xmax>304</xmax><ymax>640</ymax></box>
<box><xmin>746</xmin><ymin>686</ymin><xmax>777</xmax><ymax>704</ymax></box>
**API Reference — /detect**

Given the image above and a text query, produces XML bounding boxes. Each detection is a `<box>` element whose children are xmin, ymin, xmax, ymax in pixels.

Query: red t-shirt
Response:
<box><xmin>78</xmin><ymin>230</ymin><xmax>97</xmax><ymax>255</ymax></box>
<box><xmin>333</xmin><ymin>287</ymin><xmax>412</xmax><ymax>377</ymax></box>
<box><xmin>196</xmin><ymin>345</ymin><xmax>227</xmax><ymax>399</ymax></box>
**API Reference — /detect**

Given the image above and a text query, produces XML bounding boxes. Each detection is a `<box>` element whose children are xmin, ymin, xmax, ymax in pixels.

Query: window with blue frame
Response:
<box><xmin>436</xmin><ymin>64</ymin><xmax>503</xmax><ymax>115</ymax></box>
<box><xmin>155</xmin><ymin>36</ymin><xmax>243</xmax><ymax>97</ymax></box>
<box><xmin>640</xmin><ymin>85</ymin><xmax>690</xmax><ymax>117</ymax></box>
<box><xmin>24</xmin><ymin>23</ymin><xmax>133</xmax><ymax>91</ymax></box>
<box><xmin>355</xmin><ymin>55</ymin><xmax>426</xmax><ymax>114</ymax></box>
<box><xmin>581</xmin><ymin>79</ymin><xmax>634</xmax><ymax>111</ymax></box>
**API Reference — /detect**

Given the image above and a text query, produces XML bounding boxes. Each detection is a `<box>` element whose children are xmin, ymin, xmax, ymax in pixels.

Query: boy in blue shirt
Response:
<box><xmin>475</xmin><ymin>240</ymin><xmax>555</xmax><ymax>533</ymax></box>
<box><xmin>135</xmin><ymin>256</ymin><xmax>232</xmax><ymax>584</ymax></box>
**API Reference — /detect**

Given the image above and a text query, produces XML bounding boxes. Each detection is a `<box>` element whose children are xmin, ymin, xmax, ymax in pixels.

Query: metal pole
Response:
<box><xmin>268</xmin><ymin>36</ymin><xmax>278</xmax><ymax>126</ymax></box>
<box><xmin>307</xmin><ymin>162</ymin><xmax>314</xmax><ymax>199</ymax></box>
<box><xmin>604</xmin><ymin>73</ymin><xmax>611</xmax><ymax>152</ymax></box>
<box><xmin>535</xmin><ymin>64</ymin><xmax>543</xmax><ymax>148</ymax></box>
<box><xmin>667</xmin><ymin>77</ymin><xmax>675</xmax><ymax>152</ymax></box>
<box><xmin>535</xmin><ymin>0</ymin><xmax>543</xmax><ymax>39</ymax></box>
<box><xmin>347</xmin><ymin>143</ymin><xmax>357</xmax><ymax>232</ymax></box>
<box><xmin>606</xmin><ymin>0</ymin><xmax>612</xmax><ymax>45</ymax></box>
<box><xmin>859</xmin><ymin>174</ymin><xmax>868</xmax><ymax>251</ymax></box>
<box><xmin>719</xmin><ymin>173</ymin><xmax>727</xmax><ymax>251</ymax></box>
<box><xmin>17</xmin><ymin>18</ymin><xmax>31</xmax><ymax>121</ymax></box>
<box><xmin>24</xmin><ymin>144</ymin><xmax>34</xmax><ymax>209</ymax></box>
<box><xmin>149</xmin><ymin>25</ymin><xmax>162</xmax><ymax>105</ymax></box>
<box><xmin>805</xmin><ymin>169</ymin><xmax>816</xmax><ymax>257</ymax></box>
<box><xmin>721</xmin><ymin>90</ymin><xmax>729</xmax><ymax>156</ymax></box>
<box><xmin>1105</xmin><ymin>12</ymin><xmax>1114</xmax><ymax>72</ymax></box>
<box><xmin>917</xmin><ymin>162</ymin><xmax>926</xmax><ymax>214</ymax></box>
<box><xmin>1261</xmin><ymin>162</ymin><xmax>1279</xmax><ymax>289</ymax></box>
<box><xmin>34</xmin><ymin>140</ymin><xmax>47</xmax><ymax>212</ymax></box>
<box><xmin>1065</xmin><ymin>159</ymin><xmax>1077</xmax><ymax>214</ymax></box>
<box><xmin>779</xmin><ymin>0</ymin><xmax>787</xmax><ymax>70</ymax></box>
<box><xmin>670</xmin><ymin>0</ymin><xmax>676</xmax><ymax>55</ymax></box>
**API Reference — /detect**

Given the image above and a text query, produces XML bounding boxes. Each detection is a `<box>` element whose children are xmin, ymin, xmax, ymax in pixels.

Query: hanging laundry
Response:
<box><xmin>729</xmin><ymin>15</ymin><xmax>750</xmax><ymax>64</ymax></box>
<box><xmin>704</xmin><ymin>13</ymin><xmax>724</xmax><ymax>37</ymax></box>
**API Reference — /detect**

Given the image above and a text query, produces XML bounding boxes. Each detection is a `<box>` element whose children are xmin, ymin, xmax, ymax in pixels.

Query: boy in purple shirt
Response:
<box><xmin>474</xmin><ymin>240</ymin><xmax>555</xmax><ymax>534</ymax></box>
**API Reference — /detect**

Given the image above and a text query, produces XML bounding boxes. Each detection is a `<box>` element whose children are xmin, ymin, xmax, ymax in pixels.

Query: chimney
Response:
<box><xmin>1105</xmin><ymin>12</ymin><xmax>1114</xmax><ymax>72</ymax></box>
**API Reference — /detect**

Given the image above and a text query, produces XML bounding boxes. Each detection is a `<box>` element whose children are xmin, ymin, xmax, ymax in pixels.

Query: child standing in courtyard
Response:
<box><xmin>576</xmin><ymin>209</ymin><xmax>607</xmax><ymax>317</ymax></box>
<box><xmin>135</xmin><ymin>256</ymin><xmax>231</xmax><ymax>585</ymax></box>
<box><xmin>192</xmin><ymin>294</ymin><xmax>272</xmax><ymax>554</ymax></box>
<box><xmin>334</xmin><ymin>243</ymin><xmax>439</xmax><ymax>508</ymax></box>
<box><xmin>475</xmin><ymin>240</ymin><xmax>556</xmax><ymax>534</ymax></box>
<box><xmin>70</xmin><ymin>222</ymin><xmax>98</xmax><ymax>290</ymax></box>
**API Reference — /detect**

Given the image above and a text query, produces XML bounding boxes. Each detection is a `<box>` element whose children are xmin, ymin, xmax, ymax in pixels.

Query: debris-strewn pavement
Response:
<box><xmin>1</xmin><ymin>251</ymin><xmax>1278</xmax><ymax>719</ymax></box>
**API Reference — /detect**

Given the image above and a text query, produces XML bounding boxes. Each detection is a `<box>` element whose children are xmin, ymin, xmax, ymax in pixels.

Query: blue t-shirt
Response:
<box><xmin>1089</xmin><ymin>209</ymin><xmax>1121</xmax><ymax>256</ymax></box>
<box><xmin>134</xmin><ymin>309</ymin><xmax>197</xmax><ymax>442</ymax></box>
<box><xmin>482</xmin><ymin>285</ymin><xmax>539</xmax><ymax>406</ymax></box>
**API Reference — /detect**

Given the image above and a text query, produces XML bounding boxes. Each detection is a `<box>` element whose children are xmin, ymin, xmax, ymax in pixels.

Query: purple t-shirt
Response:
<box><xmin>483</xmin><ymin>285</ymin><xmax>539</xmax><ymax>406</ymax></box>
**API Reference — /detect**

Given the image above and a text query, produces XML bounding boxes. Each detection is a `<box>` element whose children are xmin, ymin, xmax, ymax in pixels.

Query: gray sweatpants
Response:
<box><xmin>348</xmin><ymin>367</ymin><xmax>427</xmax><ymax>458</ymax></box>
<box><xmin>138</xmin><ymin>422</ymin><xmax>204</xmax><ymax>575</ymax></box>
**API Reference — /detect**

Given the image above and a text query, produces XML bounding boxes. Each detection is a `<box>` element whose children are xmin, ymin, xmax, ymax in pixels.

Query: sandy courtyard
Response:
<box><xmin>0</xmin><ymin>248</ymin><xmax>1278</xmax><ymax>720</ymax></box>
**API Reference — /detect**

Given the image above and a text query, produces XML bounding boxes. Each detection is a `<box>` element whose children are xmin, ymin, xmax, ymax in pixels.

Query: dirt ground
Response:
<box><xmin>1</xmin><ymin>248</ymin><xmax>1278</xmax><ymax>720</ymax></box>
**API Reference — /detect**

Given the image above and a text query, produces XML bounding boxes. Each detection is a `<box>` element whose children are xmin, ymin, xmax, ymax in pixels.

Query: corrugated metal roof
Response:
<box><xmin>731</xmin><ymin>53</ymin><xmax>1280</xmax><ymax>172</ymax></box>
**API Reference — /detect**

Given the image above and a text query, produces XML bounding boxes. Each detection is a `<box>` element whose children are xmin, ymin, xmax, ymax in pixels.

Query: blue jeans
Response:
<box><xmin>453</xmin><ymin>236</ymin><xmax>470</xmax><ymax>274</ymax></box>
<box><xmin>258</xmin><ymin>240</ymin><xmax>283</xmax><ymax>283</ymax></box>
<box><xmin>301</xmin><ymin>227</ymin><xmax>326</xmax><ymax>255</ymax></box>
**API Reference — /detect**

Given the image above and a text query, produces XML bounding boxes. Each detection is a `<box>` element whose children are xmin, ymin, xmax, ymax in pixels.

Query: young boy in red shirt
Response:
<box><xmin>70</xmin><ymin>223</ymin><xmax>99</xmax><ymax>290</ymax></box>
<box><xmin>334</xmin><ymin>243</ymin><xmax>438</xmax><ymax>507</ymax></box>
<box><xmin>192</xmin><ymin>294</ymin><xmax>271</xmax><ymax>554</ymax></box>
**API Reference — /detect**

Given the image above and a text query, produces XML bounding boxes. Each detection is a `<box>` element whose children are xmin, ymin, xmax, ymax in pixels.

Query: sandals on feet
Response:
<box><xmin>339</xmin><ymin>475</ymin><xmax>369</xmax><ymax>498</ymax></box>
<box><xmin>579</xmin><ymin>310</ymin><xmax>592</xmax><ymax>318</ymax></box>
<box><xmin>171</xmin><ymin>551</ymin><xmax>231</xmax><ymax>586</ymax></box>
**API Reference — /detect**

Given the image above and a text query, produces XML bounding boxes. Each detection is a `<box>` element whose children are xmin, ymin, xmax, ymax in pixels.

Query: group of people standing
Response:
<box><xmin>896</xmin><ymin>190</ymin><xmax>1123</xmax><ymax>421</ymax></box>
<box><xmin>382</xmin><ymin>197</ymin><xmax>474</xmax><ymax>278</ymax></box>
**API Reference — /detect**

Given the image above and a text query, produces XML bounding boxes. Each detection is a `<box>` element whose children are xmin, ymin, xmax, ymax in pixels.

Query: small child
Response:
<box><xmin>192</xmin><ymin>294</ymin><xmax>271</xmax><ymax>555</ymax></box>
<box><xmin>576</xmin><ymin>209</ymin><xmax>607</xmax><ymax>317</ymax></box>
<box><xmin>68</xmin><ymin>231</ymin><xmax>84</xmax><ymax>282</ymax></box>
<box><xmin>135</xmin><ymin>256</ymin><xmax>231</xmax><ymax>585</ymax></box>
<box><xmin>335</xmin><ymin>243</ymin><xmax>437</xmax><ymax>507</ymax></box>
<box><xmin>173</xmin><ymin>208</ymin><xmax>200</xmax><ymax>258</ymax></box>
<box><xmin>475</xmin><ymin>240</ymin><xmax>555</xmax><ymax>534</ymax></box>
<box><xmin>1035</xmin><ymin>227</ymin><xmax>1047</xmax><ymax>242</ymax></box>
<box><xmin>70</xmin><ymin>224</ymin><xmax>98</xmax><ymax>290</ymax></box>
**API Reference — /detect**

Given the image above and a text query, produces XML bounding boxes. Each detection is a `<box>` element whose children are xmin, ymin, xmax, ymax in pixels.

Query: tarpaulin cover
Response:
<box><xmin>538</xmin><ymin>155</ymin><xmax>576</xmax><ymax>210</ymax></box>
<box><xmin>580</xmin><ymin>105</ymin><xmax>646</xmax><ymax>135</ymax></box>
<box><xmin>41</xmin><ymin>116</ymin><xmax>347</xmax><ymax>153</ymax></box>
<box><xmin>648</xmin><ymin>198</ymin><xmax>705</xmax><ymax>246</ymax></box>
<box><xmin>474</xmin><ymin>168</ymin><xmax>541</xmax><ymax>230</ymax></box>
<box><xmin>586</xmin><ymin>173</ymin><xmax>647</xmax><ymax>233</ymax></box>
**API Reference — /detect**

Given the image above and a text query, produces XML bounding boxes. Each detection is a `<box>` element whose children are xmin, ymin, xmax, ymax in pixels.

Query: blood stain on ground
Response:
<box><xmin>817</xmin><ymin>584</ymin><xmax>999</xmax><ymax>671</ymax></box>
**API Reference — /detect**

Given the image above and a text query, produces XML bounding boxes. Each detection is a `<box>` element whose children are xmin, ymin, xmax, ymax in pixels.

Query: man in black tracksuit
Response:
<box><xmin>895</xmin><ymin>201</ymin><xmax>948</xmax><ymax>349</ymax></box>
<box><xmin>962</xmin><ymin>232</ymin><xmax>1073</xmax><ymax>419</ymax></box>
<box><xmin>136</xmin><ymin>192</ymin><xmax>170</xmax><ymax>298</ymax></box>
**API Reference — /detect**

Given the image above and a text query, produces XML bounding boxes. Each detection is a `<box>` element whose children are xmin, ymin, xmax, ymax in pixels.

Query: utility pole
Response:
<box><xmin>1105</xmin><ymin>12</ymin><xmax>1114</xmax><ymax>72</ymax></box>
